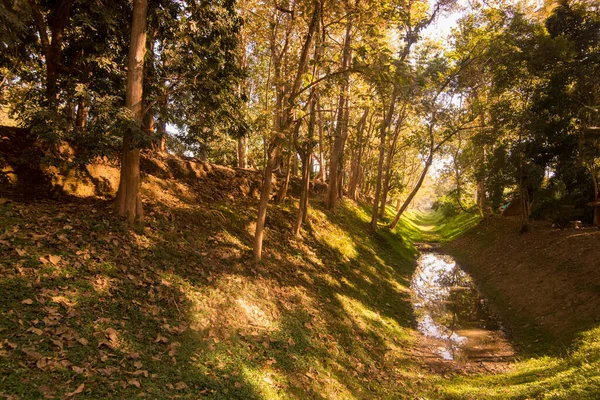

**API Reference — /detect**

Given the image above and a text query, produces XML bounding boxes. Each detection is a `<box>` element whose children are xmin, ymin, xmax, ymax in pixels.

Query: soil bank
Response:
<box><xmin>445</xmin><ymin>215</ymin><xmax>600</xmax><ymax>354</ymax></box>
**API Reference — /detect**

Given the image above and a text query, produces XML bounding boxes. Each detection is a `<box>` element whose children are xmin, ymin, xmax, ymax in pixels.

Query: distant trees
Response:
<box><xmin>426</xmin><ymin>0</ymin><xmax>599</xmax><ymax>228</ymax></box>
<box><xmin>1</xmin><ymin>0</ymin><xmax>598</xmax><ymax>246</ymax></box>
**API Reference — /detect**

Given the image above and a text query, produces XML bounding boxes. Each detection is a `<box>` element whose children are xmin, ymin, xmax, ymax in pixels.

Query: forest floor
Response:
<box><xmin>1</xmin><ymin>164</ymin><xmax>599</xmax><ymax>399</ymax></box>
<box><xmin>0</xmin><ymin>172</ymin><xmax>451</xmax><ymax>399</ymax></box>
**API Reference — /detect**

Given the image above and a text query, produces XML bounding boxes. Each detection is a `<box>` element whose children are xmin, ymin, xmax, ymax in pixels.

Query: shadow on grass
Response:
<box><xmin>0</xmin><ymin>195</ymin><xmax>430</xmax><ymax>399</ymax></box>
<box><xmin>2</xmin><ymin>195</ymin><xmax>598</xmax><ymax>399</ymax></box>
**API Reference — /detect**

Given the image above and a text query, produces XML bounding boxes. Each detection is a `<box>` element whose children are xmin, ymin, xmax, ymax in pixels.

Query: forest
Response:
<box><xmin>1</xmin><ymin>0</ymin><xmax>599</xmax><ymax>398</ymax></box>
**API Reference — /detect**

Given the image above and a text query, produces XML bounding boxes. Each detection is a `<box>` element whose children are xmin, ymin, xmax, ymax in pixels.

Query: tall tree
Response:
<box><xmin>324</xmin><ymin>0</ymin><xmax>354</xmax><ymax>210</ymax></box>
<box><xmin>253</xmin><ymin>0</ymin><xmax>322</xmax><ymax>262</ymax></box>
<box><xmin>115</xmin><ymin>0</ymin><xmax>148</xmax><ymax>222</ymax></box>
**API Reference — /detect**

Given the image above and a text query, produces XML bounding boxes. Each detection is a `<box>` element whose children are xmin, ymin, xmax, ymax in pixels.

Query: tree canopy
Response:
<box><xmin>1</xmin><ymin>0</ymin><xmax>599</xmax><ymax>247</ymax></box>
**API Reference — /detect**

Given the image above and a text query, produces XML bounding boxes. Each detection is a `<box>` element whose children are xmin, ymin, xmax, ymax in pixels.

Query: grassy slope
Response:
<box><xmin>397</xmin><ymin>210</ymin><xmax>481</xmax><ymax>244</ymax></box>
<box><xmin>2</xmin><ymin>181</ymin><xmax>599</xmax><ymax>400</ymax></box>
<box><xmin>0</xmin><ymin>191</ymin><xmax>447</xmax><ymax>399</ymax></box>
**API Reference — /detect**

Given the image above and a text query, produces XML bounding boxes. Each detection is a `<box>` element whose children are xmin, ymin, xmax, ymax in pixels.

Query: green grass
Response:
<box><xmin>435</xmin><ymin>324</ymin><xmax>600</xmax><ymax>399</ymax></box>
<box><xmin>0</xmin><ymin>197</ymin><xmax>431</xmax><ymax>399</ymax></box>
<box><xmin>2</xmin><ymin>196</ymin><xmax>599</xmax><ymax>399</ymax></box>
<box><xmin>400</xmin><ymin>209</ymin><xmax>481</xmax><ymax>243</ymax></box>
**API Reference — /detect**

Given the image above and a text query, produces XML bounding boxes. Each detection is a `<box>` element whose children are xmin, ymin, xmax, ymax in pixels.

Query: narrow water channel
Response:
<box><xmin>411</xmin><ymin>250</ymin><xmax>514</xmax><ymax>363</ymax></box>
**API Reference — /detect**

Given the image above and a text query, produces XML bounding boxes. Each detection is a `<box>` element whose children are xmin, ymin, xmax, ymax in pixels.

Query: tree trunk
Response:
<box><xmin>27</xmin><ymin>0</ymin><xmax>74</xmax><ymax>109</ymax></box>
<box><xmin>325</xmin><ymin>13</ymin><xmax>352</xmax><ymax>210</ymax></box>
<box><xmin>75</xmin><ymin>99</ymin><xmax>88</xmax><ymax>128</ymax></box>
<box><xmin>294</xmin><ymin>152</ymin><xmax>312</xmax><ymax>235</ymax></box>
<box><xmin>253</xmin><ymin>0</ymin><xmax>321</xmax><ymax>261</ymax></box>
<box><xmin>157</xmin><ymin>121</ymin><xmax>167</xmax><ymax>153</ymax></box>
<box><xmin>593</xmin><ymin>172</ymin><xmax>600</xmax><ymax>226</ymax></box>
<box><xmin>348</xmin><ymin>107</ymin><xmax>369</xmax><ymax>200</ymax></box>
<box><xmin>476</xmin><ymin>179</ymin><xmax>486</xmax><ymax>216</ymax></box>
<box><xmin>154</xmin><ymin>92</ymin><xmax>168</xmax><ymax>153</ymax></box>
<box><xmin>237</xmin><ymin>136</ymin><xmax>247</xmax><ymax>168</ymax></box>
<box><xmin>379</xmin><ymin>115</ymin><xmax>404</xmax><ymax>217</ymax></box>
<box><xmin>275</xmin><ymin>148</ymin><xmax>293</xmax><ymax>203</ymax></box>
<box><xmin>115</xmin><ymin>0</ymin><xmax>148</xmax><ymax>223</ymax></box>
<box><xmin>317</xmin><ymin>102</ymin><xmax>325</xmax><ymax>181</ymax></box>
<box><xmin>389</xmin><ymin>152</ymin><xmax>434</xmax><ymax>230</ymax></box>
<box><xmin>144</xmin><ymin>109</ymin><xmax>155</xmax><ymax>137</ymax></box>
<box><xmin>254</xmin><ymin>147</ymin><xmax>280</xmax><ymax>262</ymax></box>
<box><xmin>371</xmin><ymin>87</ymin><xmax>398</xmax><ymax>230</ymax></box>
<box><xmin>292</xmin><ymin>154</ymin><xmax>299</xmax><ymax>176</ymax></box>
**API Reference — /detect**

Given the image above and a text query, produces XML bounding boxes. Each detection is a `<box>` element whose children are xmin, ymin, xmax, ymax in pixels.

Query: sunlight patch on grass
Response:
<box><xmin>439</xmin><ymin>325</ymin><xmax>600</xmax><ymax>399</ymax></box>
<box><xmin>240</xmin><ymin>365</ymin><xmax>286</xmax><ymax>399</ymax></box>
<box><xmin>336</xmin><ymin>294</ymin><xmax>410</xmax><ymax>342</ymax></box>
<box><xmin>311</xmin><ymin>208</ymin><xmax>358</xmax><ymax>261</ymax></box>
<box><xmin>236</xmin><ymin>298</ymin><xmax>276</xmax><ymax>329</ymax></box>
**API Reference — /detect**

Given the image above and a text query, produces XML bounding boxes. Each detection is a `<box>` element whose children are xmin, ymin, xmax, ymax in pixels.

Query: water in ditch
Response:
<box><xmin>411</xmin><ymin>250</ymin><xmax>515</xmax><ymax>362</ymax></box>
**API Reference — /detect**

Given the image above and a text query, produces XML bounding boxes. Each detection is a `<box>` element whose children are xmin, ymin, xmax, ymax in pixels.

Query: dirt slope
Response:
<box><xmin>446</xmin><ymin>216</ymin><xmax>600</xmax><ymax>353</ymax></box>
<box><xmin>1</xmin><ymin>125</ymin><xmax>325</xmax><ymax>202</ymax></box>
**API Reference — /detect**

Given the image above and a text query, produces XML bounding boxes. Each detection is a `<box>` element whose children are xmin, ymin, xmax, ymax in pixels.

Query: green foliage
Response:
<box><xmin>0</xmin><ymin>0</ymin><xmax>248</xmax><ymax>164</ymax></box>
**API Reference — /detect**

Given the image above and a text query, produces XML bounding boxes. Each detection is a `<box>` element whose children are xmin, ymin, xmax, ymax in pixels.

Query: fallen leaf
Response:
<box><xmin>28</xmin><ymin>327</ymin><xmax>43</xmax><ymax>336</ymax></box>
<box><xmin>174</xmin><ymin>382</ymin><xmax>188</xmax><ymax>390</ymax></box>
<box><xmin>23</xmin><ymin>349</ymin><xmax>43</xmax><ymax>361</ymax></box>
<box><xmin>48</xmin><ymin>255</ymin><xmax>61</xmax><ymax>265</ymax></box>
<box><xmin>134</xmin><ymin>361</ymin><xmax>143</xmax><ymax>369</ymax></box>
<box><xmin>77</xmin><ymin>338</ymin><xmax>88</xmax><ymax>346</ymax></box>
<box><xmin>16</xmin><ymin>248</ymin><xmax>26</xmax><ymax>256</ymax></box>
<box><xmin>128</xmin><ymin>379</ymin><xmax>141</xmax><ymax>388</ymax></box>
<box><xmin>36</xmin><ymin>357</ymin><xmax>47</xmax><ymax>369</ymax></box>
<box><xmin>154</xmin><ymin>334</ymin><xmax>169</xmax><ymax>344</ymax></box>
<box><xmin>105</xmin><ymin>327</ymin><xmax>119</xmax><ymax>344</ymax></box>
<box><xmin>65</xmin><ymin>383</ymin><xmax>85</xmax><ymax>398</ymax></box>
<box><xmin>72</xmin><ymin>366</ymin><xmax>85</xmax><ymax>374</ymax></box>
<box><xmin>21</xmin><ymin>299</ymin><xmax>34</xmax><ymax>305</ymax></box>
<box><xmin>168</xmin><ymin>342</ymin><xmax>180</xmax><ymax>356</ymax></box>
<box><xmin>39</xmin><ymin>385</ymin><xmax>55</xmax><ymax>399</ymax></box>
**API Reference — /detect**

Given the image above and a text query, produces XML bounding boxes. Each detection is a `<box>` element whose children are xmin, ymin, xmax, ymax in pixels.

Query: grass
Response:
<box><xmin>0</xmin><ymin>195</ymin><xmax>429</xmax><ymax>399</ymax></box>
<box><xmin>1</xmin><ymin>192</ymin><xmax>599</xmax><ymax>399</ymax></box>
<box><xmin>399</xmin><ymin>209</ymin><xmax>482</xmax><ymax>243</ymax></box>
<box><xmin>436</xmin><ymin>324</ymin><xmax>600</xmax><ymax>399</ymax></box>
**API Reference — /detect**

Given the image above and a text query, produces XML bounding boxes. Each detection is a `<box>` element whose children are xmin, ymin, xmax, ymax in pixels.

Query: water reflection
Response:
<box><xmin>411</xmin><ymin>252</ymin><xmax>511</xmax><ymax>361</ymax></box>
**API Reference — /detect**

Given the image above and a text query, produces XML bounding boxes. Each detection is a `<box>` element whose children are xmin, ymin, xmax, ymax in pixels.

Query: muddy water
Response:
<box><xmin>411</xmin><ymin>251</ymin><xmax>514</xmax><ymax>362</ymax></box>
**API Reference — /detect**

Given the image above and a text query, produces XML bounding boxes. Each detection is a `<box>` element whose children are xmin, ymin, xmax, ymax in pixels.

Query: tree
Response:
<box><xmin>368</xmin><ymin>0</ymin><xmax>451</xmax><ymax>230</ymax></box>
<box><xmin>253</xmin><ymin>0</ymin><xmax>322</xmax><ymax>262</ymax></box>
<box><xmin>114</xmin><ymin>0</ymin><xmax>148</xmax><ymax>222</ymax></box>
